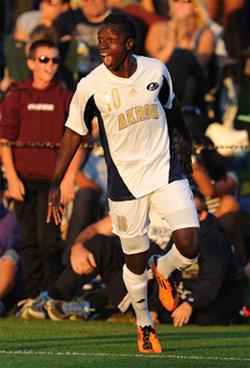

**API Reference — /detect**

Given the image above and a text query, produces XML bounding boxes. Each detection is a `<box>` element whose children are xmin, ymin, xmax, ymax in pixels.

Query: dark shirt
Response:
<box><xmin>176</xmin><ymin>213</ymin><xmax>245</xmax><ymax>309</ymax></box>
<box><xmin>167</xmin><ymin>48</ymin><xmax>206</xmax><ymax>109</ymax></box>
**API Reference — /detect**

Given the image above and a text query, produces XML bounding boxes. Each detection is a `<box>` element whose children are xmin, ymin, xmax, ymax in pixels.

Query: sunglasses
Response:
<box><xmin>35</xmin><ymin>56</ymin><xmax>59</xmax><ymax>65</ymax></box>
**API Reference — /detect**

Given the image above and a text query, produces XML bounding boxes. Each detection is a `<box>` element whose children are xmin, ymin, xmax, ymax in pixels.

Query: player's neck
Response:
<box><xmin>112</xmin><ymin>56</ymin><xmax>137</xmax><ymax>78</ymax></box>
<box><xmin>127</xmin><ymin>56</ymin><xmax>137</xmax><ymax>77</ymax></box>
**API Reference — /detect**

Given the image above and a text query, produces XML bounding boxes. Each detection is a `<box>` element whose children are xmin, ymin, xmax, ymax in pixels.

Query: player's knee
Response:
<box><xmin>124</xmin><ymin>251</ymin><xmax>148</xmax><ymax>275</ymax></box>
<box><xmin>120</xmin><ymin>235</ymin><xmax>149</xmax><ymax>274</ymax></box>
<box><xmin>120</xmin><ymin>235</ymin><xmax>149</xmax><ymax>255</ymax></box>
<box><xmin>173</xmin><ymin>227</ymin><xmax>200</xmax><ymax>259</ymax></box>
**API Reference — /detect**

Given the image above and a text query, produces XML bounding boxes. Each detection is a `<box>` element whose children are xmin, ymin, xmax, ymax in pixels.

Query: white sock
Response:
<box><xmin>123</xmin><ymin>264</ymin><xmax>153</xmax><ymax>327</ymax></box>
<box><xmin>157</xmin><ymin>244</ymin><xmax>198</xmax><ymax>278</ymax></box>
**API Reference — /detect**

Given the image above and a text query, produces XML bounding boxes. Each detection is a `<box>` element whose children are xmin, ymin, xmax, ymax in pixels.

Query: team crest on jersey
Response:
<box><xmin>147</xmin><ymin>82</ymin><xmax>159</xmax><ymax>91</ymax></box>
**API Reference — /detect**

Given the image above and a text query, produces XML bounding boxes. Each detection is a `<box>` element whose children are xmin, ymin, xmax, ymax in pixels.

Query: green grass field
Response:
<box><xmin>0</xmin><ymin>319</ymin><xmax>249</xmax><ymax>368</ymax></box>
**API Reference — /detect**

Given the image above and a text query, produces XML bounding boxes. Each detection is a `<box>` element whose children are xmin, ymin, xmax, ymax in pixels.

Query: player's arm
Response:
<box><xmin>166</xmin><ymin>97</ymin><xmax>193</xmax><ymax>145</ymax></box>
<box><xmin>165</xmin><ymin>98</ymin><xmax>193</xmax><ymax>175</ymax></box>
<box><xmin>75</xmin><ymin>215</ymin><xmax>113</xmax><ymax>243</ymax></box>
<box><xmin>46</xmin><ymin>127</ymin><xmax>83</xmax><ymax>224</ymax></box>
<box><xmin>60</xmin><ymin>145</ymin><xmax>85</xmax><ymax>205</ymax></box>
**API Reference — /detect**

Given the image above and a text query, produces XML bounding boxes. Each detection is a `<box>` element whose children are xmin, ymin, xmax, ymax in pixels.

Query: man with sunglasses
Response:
<box><xmin>0</xmin><ymin>39</ymin><xmax>78</xmax><ymax>298</ymax></box>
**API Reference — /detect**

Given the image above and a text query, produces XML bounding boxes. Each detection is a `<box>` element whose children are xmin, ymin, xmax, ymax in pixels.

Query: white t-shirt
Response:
<box><xmin>66</xmin><ymin>55</ymin><xmax>182</xmax><ymax>201</ymax></box>
<box><xmin>16</xmin><ymin>10</ymin><xmax>41</xmax><ymax>35</ymax></box>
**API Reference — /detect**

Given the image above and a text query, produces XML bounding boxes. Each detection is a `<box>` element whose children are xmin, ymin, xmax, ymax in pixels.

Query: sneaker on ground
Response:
<box><xmin>46</xmin><ymin>299</ymin><xmax>94</xmax><ymax>321</ymax></box>
<box><xmin>28</xmin><ymin>303</ymin><xmax>47</xmax><ymax>320</ymax></box>
<box><xmin>137</xmin><ymin>325</ymin><xmax>162</xmax><ymax>353</ymax></box>
<box><xmin>16</xmin><ymin>291</ymin><xmax>49</xmax><ymax>320</ymax></box>
<box><xmin>148</xmin><ymin>255</ymin><xmax>179</xmax><ymax>312</ymax></box>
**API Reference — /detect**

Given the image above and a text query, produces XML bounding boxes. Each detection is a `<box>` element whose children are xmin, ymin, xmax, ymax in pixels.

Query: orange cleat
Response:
<box><xmin>149</xmin><ymin>255</ymin><xmax>179</xmax><ymax>312</ymax></box>
<box><xmin>137</xmin><ymin>325</ymin><xmax>163</xmax><ymax>353</ymax></box>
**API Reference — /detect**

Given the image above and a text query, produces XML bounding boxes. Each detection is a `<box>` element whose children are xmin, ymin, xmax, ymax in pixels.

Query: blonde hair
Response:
<box><xmin>169</xmin><ymin>0</ymin><xmax>210</xmax><ymax>29</ymax></box>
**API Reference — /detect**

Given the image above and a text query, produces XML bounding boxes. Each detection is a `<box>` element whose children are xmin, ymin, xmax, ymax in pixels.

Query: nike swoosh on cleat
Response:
<box><xmin>136</xmin><ymin>299</ymin><xmax>146</xmax><ymax>304</ymax></box>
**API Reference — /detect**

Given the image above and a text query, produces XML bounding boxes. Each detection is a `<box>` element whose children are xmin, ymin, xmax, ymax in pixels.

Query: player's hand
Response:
<box><xmin>46</xmin><ymin>183</ymin><xmax>64</xmax><ymax>225</ymax></box>
<box><xmin>171</xmin><ymin>301</ymin><xmax>193</xmax><ymax>327</ymax></box>
<box><xmin>5</xmin><ymin>176</ymin><xmax>25</xmax><ymax>201</ymax></box>
<box><xmin>70</xmin><ymin>242</ymin><xmax>97</xmax><ymax>275</ymax></box>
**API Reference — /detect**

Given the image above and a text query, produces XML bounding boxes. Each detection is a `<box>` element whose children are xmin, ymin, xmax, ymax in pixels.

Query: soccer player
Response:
<box><xmin>47</xmin><ymin>14</ymin><xmax>200</xmax><ymax>353</ymax></box>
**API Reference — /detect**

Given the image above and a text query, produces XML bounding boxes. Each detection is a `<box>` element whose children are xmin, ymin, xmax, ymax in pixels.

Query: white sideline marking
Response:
<box><xmin>0</xmin><ymin>350</ymin><xmax>249</xmax><ymax>362</ymax></box>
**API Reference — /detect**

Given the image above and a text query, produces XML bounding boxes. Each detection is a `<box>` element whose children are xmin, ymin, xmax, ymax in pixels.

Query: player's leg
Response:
<box><xmin>149</xmin><ymin>179</ymin><xmax>200</xmax><ymax>311</ymax></box>
<box><xmin>122</xmin><ymin>246</ymin><xmax>162</xmax><ymax>353</ymax></box>
<box><xmin>109</xmin><ymin>197</ymin><xmax>162</xmax><ymax>353</ymax></box>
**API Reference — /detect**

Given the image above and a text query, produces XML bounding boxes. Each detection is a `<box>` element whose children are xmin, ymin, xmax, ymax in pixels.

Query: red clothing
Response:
<box><xmin>0</xmin><ymin>79</ymin><xmax>72</xmax><ymax>179</ymax></box>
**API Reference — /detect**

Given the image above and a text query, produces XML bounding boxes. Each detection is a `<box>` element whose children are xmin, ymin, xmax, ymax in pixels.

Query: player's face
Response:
<box><xmin>98</xmin><ymin>25</ymin><xmax>132</xmax><ymax>75</ymax></box>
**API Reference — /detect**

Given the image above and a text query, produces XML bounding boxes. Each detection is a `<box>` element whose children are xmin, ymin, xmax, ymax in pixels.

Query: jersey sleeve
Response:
<box><xmin>161</xmin><ymin>64</ymin><xmax>175</xmax><ymax>110</ymax></box>
<box><xmin>65</xmin><ymin>79</ymin><xmax>90</xmax><ymax>136</ymax></box>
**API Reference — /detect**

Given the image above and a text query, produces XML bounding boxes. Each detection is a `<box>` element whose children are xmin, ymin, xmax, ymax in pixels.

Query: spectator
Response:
<box><xmin>156</xmin><ymin>189</ymin><xmax>246</xmax><ymax>326</ymax></box>
<box><xmin>18</xmin><ymin>189</ymin><xmax>246</xmax><ymax>326</ymax></box>
<box><xmin>206</xmin><ymin>0</ymin><xmax>247</xmax><ymax>52</ymax></box>
<box><xmin>0</xmin><ymin>40</ymin><xmax>81</xmax><ymax>298</ymax></box>
<box><xmin>205</xmin><ymin>0</ymin><xmax>245</xmax><ymax>25</ymax></box>
<box><xmin>13</xmin><ymin>0</ymin><xmax>70</xmax><ymax>43</ymax></box>
<box><xmin>0</xmin><ymin>197</ymin><xmax>26</xmax><ymax>317</ymax></box>
<box><xmin>145</xmin><ymin>0</ymin><xmax>218</xmax><ymax>109</ymax></box>
<box><xmin>107</xmin><ymin>0</ymin><xmax>165</xmax><ymax>27</ymax></box>
<box><xmin>1</xmin><ymin>0</ymin><xmax>69</xmax><ymax>92</ymax></box>
<box><xmin>190</xmin><ymin>135</ymin><xmax>246</xmax><ymax>263</ymax></box>
<box><xmin>237</xmin><ymin>49</ymin><xmax>250</xmax><ymax>128</ymax></box>
<box><xmin>145</xmin><ymin>0</ymin><xmax>215</xmax><ymax>70</ymax></box>
<box><xmin>145</xmin><ymin>0</ymin><xmax>213</xmax><ymax>108</ymax></box>
<box><xmin>54</xmin><ymin>0</ymin><xmax>147</xmax><ymax>80</ymax></box>
<box><xmin>17</xmin><ymin>214</ymin><xmax>163</xmax><ymax>321</ymax></box>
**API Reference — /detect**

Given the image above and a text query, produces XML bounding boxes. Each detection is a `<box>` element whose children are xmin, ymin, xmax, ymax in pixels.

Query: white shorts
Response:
<box><xmin>109</xmin><ymin>179</ymin><xmax>199</xmax><ymax>252</ymax></box>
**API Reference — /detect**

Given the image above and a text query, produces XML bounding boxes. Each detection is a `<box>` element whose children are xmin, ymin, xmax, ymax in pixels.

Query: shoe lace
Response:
<box><xmin>141</xmin><ymin>326</ymin><xmax>154</xmax><ymax>350</ymax></box>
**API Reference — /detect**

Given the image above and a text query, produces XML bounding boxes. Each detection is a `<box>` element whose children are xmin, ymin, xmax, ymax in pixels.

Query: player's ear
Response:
<box><xmin>126</xmin><ymin>38</ymin><xmax>135</xmax><ymax>51</ymax></box>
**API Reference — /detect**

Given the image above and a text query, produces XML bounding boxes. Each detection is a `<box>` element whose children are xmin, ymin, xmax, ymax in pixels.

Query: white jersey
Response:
<box><xmin>65</xmin><ymin>55</ymin><xmax>183</xmax><ymax>201</ymax></box>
